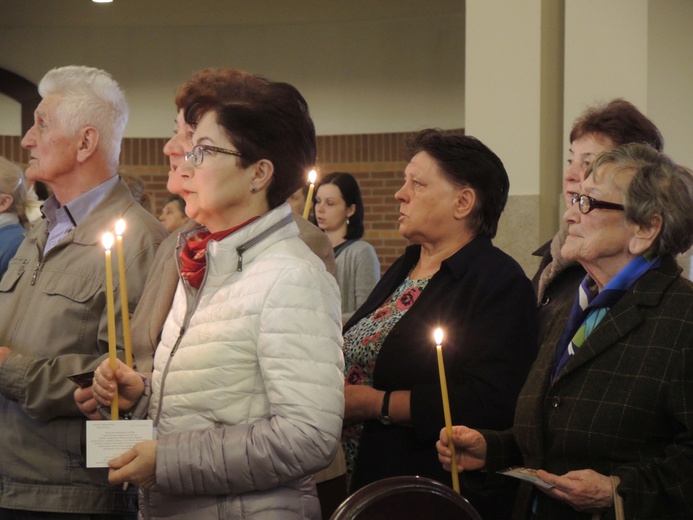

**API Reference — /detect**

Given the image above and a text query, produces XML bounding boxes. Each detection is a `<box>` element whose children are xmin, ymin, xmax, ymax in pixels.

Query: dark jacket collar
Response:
<box><xmin>558</xmin><ymin>255</ymin><xmax>681</xmax><ymax>381</ymax></box>
<box><xmin>400</xmin><ymin>235</ymin><xmax>494</xmax><ymax>280</ymax></box>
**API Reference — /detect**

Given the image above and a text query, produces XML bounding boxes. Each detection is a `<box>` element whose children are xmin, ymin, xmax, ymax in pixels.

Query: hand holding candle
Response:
<box><xmin>115</xmin><ymin>219</ymin><xmax>133</xmax><ymax>368</ymax></box>
<box><xmin>102</xmin><ymin>232</ymin><xmax>119</xmax><ymax>420</ymax></box>
<box><xmin>302</xmin><ymin>169</ymin><xmax>317</xmax><ymax>219</ymax></box>
<box><xmin>435</xmin><ymin>327</ymin><xmax>460</xmax><ymax>492</ymax></box>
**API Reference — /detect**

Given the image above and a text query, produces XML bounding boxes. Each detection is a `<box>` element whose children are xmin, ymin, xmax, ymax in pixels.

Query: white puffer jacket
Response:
<box><xmin>141</xmin><ymin>204</ymin><xmax>344</xmax><ymax>520</ymax></box>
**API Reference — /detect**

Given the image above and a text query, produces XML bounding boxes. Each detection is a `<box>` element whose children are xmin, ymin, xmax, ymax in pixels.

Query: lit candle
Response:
<box><xmin>435</xmin><ymin>327</ymin><xmax>459</xmax><ymax>492</ymax></box>
<box><xmin>115</xmin><ymin>219</ymin><xmax>133</xmax><ymax>369</ymax></box>
<box><xmin>302</xmin><ymin>169</ymin><xmax>317</xmax><ymax>219</ymax></box>
<box><xmin>102</xmin><ymin>232</ymin><xmax>119</xmax><ymax>420</ymax></box>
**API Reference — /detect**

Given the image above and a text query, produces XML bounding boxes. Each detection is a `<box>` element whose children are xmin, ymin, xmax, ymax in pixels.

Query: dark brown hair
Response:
<box><xmin>570</xmin><ymin>99</ymin><xmax>663</xmax><ymax>151</ymax></box>
<box><xmin>178</xmin><ymin>68</ymin><xmax>317</xmax><ymax>209</ymax></box>
<box><xmin>405</xmin><ymin>129</ymin><xmax>509</xmax><ymax>238</ymax></box>
<box><xmin>315</xmin><ymin>172</ymin><xmax>365</xmax><ymax>240</ymax></box>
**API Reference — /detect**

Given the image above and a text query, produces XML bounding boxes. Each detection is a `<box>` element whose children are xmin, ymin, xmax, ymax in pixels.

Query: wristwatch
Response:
<box><xmin>379</xmin><ymin>391</ymin><xmax>393</xmax><ymax>425</ymax></box>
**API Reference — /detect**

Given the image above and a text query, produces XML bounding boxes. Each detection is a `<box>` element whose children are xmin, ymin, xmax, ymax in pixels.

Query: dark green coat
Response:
<box><xmin>484</xmin><ymin>255</ymin><xmax>693</xmax><ymax>519</ymax></box>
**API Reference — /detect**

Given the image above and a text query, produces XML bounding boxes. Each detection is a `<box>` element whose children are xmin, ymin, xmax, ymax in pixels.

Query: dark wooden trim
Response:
<box><xmin>0</xmin><ymin>68</ymin><xmax>41</xmax><ymax>135</ymax></box>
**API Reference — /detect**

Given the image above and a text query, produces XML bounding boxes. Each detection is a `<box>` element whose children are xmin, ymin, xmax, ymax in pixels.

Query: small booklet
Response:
<box><xmin>86</xmin><ymin>419</ymin><xmax>155</xmax><ymax>468</ymax></box>
<box><xmin>67</xmin><ymin>369</ymin><xmax>95</xmax><ymax>389</ymax></box>
<box><xmin>498</xmin><ymin>467</ymin><xmax>555</xmax><ymax>490</ymax></box>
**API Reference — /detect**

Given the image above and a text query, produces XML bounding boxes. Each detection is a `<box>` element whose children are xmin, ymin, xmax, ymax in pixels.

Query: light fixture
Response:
<box><xmin>92</xmin><ymin>0</ymin><xmax>113</xmax><ymax>3</ymax></box>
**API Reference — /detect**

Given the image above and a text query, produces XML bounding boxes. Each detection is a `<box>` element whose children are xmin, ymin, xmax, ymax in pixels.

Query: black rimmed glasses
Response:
<box><xmin>570</xmin><ymin>193</ymin><xmax>625</xmax><ymax>214</ymax></box>
<box><xmin>184</xmin><ymin>144</ymin><xmax>242</xmax><ymax>166</ymax></box>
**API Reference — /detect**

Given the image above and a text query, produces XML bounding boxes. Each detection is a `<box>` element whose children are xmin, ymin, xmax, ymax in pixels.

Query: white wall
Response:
<box><xmin>3</xmin><ymin>1</ymin><xmax>692</xmax><ymax>188</ymax></box>
<box><xmin>0</xmin><ymin>96</ymin><xmax>20</xmax><ymax>135</ymax></box>
<box><xmin>564</xmin><ymin>0</ymin><xmax>649</xmax><ymax>147</ymax></box>
<box><xmin>648</xmin><ymin>0</ymin><xmax>693</xmax><ymax>168</ymax></box>
<box><xmin>0</xmin><ymin>14</ymin><xmax>465</xmax><ymax>138</ymax></box>
<box><xmin>563</xmin><ymin>0</ymin><xmax>693</xmax><ymax>197</ymax></box>
<box><xmin>465</xmin><ymin>1</ymin><xmax>544</xmax><ymax>197</ymax></box>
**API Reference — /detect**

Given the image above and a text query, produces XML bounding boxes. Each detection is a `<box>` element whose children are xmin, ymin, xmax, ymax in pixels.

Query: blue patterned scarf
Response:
<box><xmin>552</xmin><ymin>254</ymin><xmax>661</xmax><ymax>382</ymax></box>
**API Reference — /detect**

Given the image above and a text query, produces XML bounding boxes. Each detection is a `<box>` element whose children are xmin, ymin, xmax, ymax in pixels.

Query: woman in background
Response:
<box><xmin>314</xmin><ymin>172</ymin><xmax>380</xmax><ymax>323</ymax></box>
<box><xmin>23</xmin><ymin>180</ymin><xmax>47</xmax><ymax>227</ymax></box>
<box><xmin>287</xmin><ymin>185</ymin><xmax>309</xmax><ymax>215</ymax></box>
<box><xmin>158</xmin><ymin>193</ymin><xmax>190</xmax><ymax>233</ymax></box>
<box><xmin>0</xmin><ymin>156</ymin><xmax>27</xmax><ymax>277</ymax></box>
<box><xmin>120</xmin><ymin>169</ymin><xmax>153</xmax><ymax>212</ymax></box>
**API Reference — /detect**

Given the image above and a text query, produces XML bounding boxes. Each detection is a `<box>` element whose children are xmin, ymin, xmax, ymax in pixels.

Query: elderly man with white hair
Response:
<box><xmin>0</xmin><ymin>66</ymin><xmax>165</xmax><ymax>519</ymax></box>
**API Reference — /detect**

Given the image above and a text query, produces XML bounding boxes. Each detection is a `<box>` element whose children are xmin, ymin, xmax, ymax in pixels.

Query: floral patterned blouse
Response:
<box><xmin>342</xmin><ymin>274</ymin><xmax>430</xmax><ymax>478</ymax></box>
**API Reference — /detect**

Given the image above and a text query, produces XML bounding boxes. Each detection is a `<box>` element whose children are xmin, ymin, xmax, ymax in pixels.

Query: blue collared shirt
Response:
<box><xmin>41</xmin><ymin>176</ymin><xmax>120</xmax><ymax>254</ymax></box>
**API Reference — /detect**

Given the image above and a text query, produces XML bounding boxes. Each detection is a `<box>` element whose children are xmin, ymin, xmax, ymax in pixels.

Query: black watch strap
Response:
<box><xmin>379</xmin><ymin>391</ymin><xmax>392</xmax><ymax>425</ymax></box>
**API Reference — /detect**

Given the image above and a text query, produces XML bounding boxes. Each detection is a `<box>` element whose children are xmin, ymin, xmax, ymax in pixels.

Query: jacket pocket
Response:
<box><xmin>66</xmin><ymin>418</ymin><xmax>87</xmax><ymax>469</ymax></box>
<box><xmin>43</xmin><ymin>271</ymin><xmax>102</xmax><ymax>303</ymax></box>
<box><xmin>37</xmin><ymin>272</ymin><xmax>103</xmax><ymax>354</ymax></box>
<box><xmin>0</xmin><ymin>257</ymin><xmax>29</xmax><ymax>293</ymax></box>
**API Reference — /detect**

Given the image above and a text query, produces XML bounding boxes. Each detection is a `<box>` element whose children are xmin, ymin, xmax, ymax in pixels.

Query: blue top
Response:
<box><xmin>0</xmin><ymin>223</ymin><xmax>26</xmax><ymax>278</ymax></box>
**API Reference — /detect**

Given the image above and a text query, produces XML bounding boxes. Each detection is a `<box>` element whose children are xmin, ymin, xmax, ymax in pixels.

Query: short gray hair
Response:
<box><xmin>589</xmin><ymin>143</ymin><xmax>693</xmax><ymax>256</ymax></box>
<box><xmin>38</xmin><ymin>66</ymin><xmax>128</xmax><ymax>169</ymax></box>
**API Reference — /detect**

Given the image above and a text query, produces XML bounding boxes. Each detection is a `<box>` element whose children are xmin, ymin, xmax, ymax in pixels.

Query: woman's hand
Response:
<box><xmin>437</xmin><ymin>425</ymin><xmax>488</xmax><ymax>471</ymax></box>
<box><xmin>536</xmin><ymin>469</ymin><xmax>614</xmax><ymax>513</ymax></box>
<box><xmin>74</xmin><ymin>386</ymin><xmax>101</xmax><ymax>420</ymax></box>
<box><xmin>344</xmin><ymin>385</ymin><xmax>412</xmax><ymax>426</ymax></box>
<box><xmin>92</xmin><ymin>358</ymin><xmax>145</xmax><ymax>412</ymax></box>
<box><xmin>108</xmin><ymin>440</ymin><xmax>157</xmax><ymax>489</ymax></box>
<box><xmin>344</xmin><ymin>384</ymin><xmax>381</xmax><ymax>423</ymax></box>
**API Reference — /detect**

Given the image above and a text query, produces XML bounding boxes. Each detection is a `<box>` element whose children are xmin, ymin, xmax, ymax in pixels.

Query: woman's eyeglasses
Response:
<box><xmin>184</xmin><ymin>144</ymin><xmax>242</xmax><ymax>166</ymax></box>
<box><xmin>570</xmin><ymin>193</ymin><xmax>625</xmax><ymax>214</ymax></box>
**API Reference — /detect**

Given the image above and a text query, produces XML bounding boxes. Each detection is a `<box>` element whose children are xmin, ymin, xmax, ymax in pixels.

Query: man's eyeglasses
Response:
<box><xmin>570</xmin><ymin>193</ymin><xmax>625</xmax><ymax>214</ymax></box>
<box><xmin>184</xmin><ymin>144</ymin><xmax>242</xmax><ymax>166</ymax></box>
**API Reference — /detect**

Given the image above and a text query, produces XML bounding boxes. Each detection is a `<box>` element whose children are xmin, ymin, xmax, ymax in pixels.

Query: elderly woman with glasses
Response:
<box><xmin>532</xmin><ymin>99</ymin><xmax>664</xmax><ymax>346</ymax></box>
<box><xmin>438</xmin><ymin>143</ymin><xmax>693</xmax><ymax>519</ymax></box>
<box><xmin>90</xmin><ymin>73</ymin><xmax>344</xmax><ymax>520</ymax></box>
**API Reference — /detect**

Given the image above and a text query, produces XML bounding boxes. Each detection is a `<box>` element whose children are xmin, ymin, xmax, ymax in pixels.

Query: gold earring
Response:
<box><xmin>251</xmin><ymin>185</ymin><xmax>257</xmax><ymax>193</ymax></box>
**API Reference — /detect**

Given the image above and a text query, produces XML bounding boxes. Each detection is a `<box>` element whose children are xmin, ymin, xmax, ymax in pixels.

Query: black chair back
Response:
<box><xmin>329</xmin><ymin>475</ymin><xmax>483</xmax><ymax>520</ymax></box>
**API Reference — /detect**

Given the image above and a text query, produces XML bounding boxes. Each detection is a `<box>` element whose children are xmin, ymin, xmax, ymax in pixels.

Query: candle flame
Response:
<box><xmin>115</xmin><ymin>219</ymin><xmax>126</xmax><ymax>236</ymax></box>
<box><xmin>102</xmin><ymin>232</ymin><xmax>114</xmax><ymax>251</ymax></box>
<box><xmin>434</xmin><ymin>328</ymin><xmax>444</xmax><ymax>346</ymax></box>
<box><xmin>308</xmin><ymin>169</ymin><xmax>317</xmax><ymax>184</ymax></box>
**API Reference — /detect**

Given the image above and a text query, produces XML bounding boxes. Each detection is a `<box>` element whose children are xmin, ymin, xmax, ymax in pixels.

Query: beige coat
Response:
<box><xmin>0</xmin><ymin>179</ymin><xmax>166</xmax><ymax>514</ymax></box>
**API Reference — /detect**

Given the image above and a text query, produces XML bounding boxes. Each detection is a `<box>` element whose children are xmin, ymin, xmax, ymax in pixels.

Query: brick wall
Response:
<box><xmin>1</xmin><ymin>129</ymin><xmax>464</xmax><ymax>274</ymax></box>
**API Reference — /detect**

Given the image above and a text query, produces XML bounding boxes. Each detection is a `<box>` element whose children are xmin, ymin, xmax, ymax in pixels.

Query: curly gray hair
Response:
<box><xmin>588</xmin><ymin>143</ymin><xmax>693</xmax><ymax>256</ymax></box>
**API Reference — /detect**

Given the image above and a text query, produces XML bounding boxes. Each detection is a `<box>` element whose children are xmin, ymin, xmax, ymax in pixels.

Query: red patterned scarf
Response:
<box><xmin>180</xmin><ymin>217</ymin><xmax>259</xmax><ymax>289</ymax></box>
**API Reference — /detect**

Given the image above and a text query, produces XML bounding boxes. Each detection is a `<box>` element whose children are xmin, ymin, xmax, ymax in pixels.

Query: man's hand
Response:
<box><xmin>0</xmin><ymin>346</ymin><xmax>12</xmax><ymax>368</ymax></box>
<box><xmin>74</xmin><ymin>386</ymin><xmax>102</xmax><ymax>420</ymax></box>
